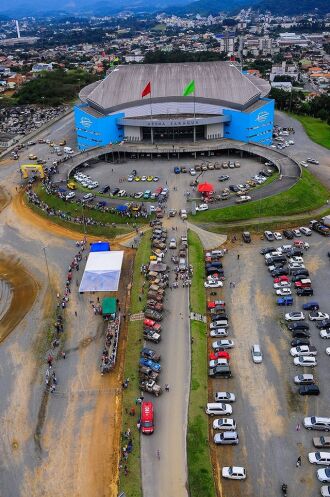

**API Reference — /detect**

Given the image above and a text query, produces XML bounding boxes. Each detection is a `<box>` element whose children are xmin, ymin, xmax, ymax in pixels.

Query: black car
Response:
<box><xmin>288</xmin><ymin>322</ymin><xmax>310</xmax><ymax>331</ymax></box>
<box><xmin>101</xmin><ymin>185</ymin><xmax>110</xmax><ymax>193</ymax></box>
<box><xmin>299</xmin><ymin>384</ymin><xmax>320</xmax><ymax>396</ymax></box>
<box><xmin>296</xmin><ymin>288</ymin><xmax>314</xmax><ymax>296</ymax></box>
<box><xmin>287</xmin><ymin>249</ymin><xmax>304</xmax><ymax>257</ymax></box>
<box><xmin>229</xmin><ymin>185</ymin><xmax>239</xmax><ymax>192</ymax></box>
<box><xmin>292</xmin><ymin>269</ymin><xmax>310</xmax><ymax>278</ymax></box>
<box><xmin>219</xmin><ymin>175</ymin><xmax>229</xmax><ymax>182</ymax></box>
<box><xmin>208</xmin><ymin>365</ymin><xmax>232</xmax><ymax>378</ymax></box>
<box><xmin>112</xmin><ymin>187</ymin><xmax>120</xmax><ymax>195</ymax></box>
<box><xmin>292</xmin><ymin>330</ymin><xmax>311</xmax><ymax>339</ymax></box>
<box><xmin>242</xmin><ymin>231</ymin><xmax>251</xmax><ymax>243</ymax></box>
<box><xmin>316</xmin><ymin>319</ymin><xmax>330</xmax><ymax>329</ymax></box>
<box><xmin>211</xmin><ymin>314</ymin><xmax>229</xmax><ymax>322</ymax></box>
<box><xmin>260</xmin><ymin>247</ymin><xmax>276</xmax><ymax>255</ymax></box>
<box><xmin>291</xmin><ymin>338</ymin><xmax>310</xmax><ymax>347</ymax></box>
<box><xmin>271</xmin><ymin>268</ymin><xmax>289</xmax><ymax>277</ymax></box>
<box><xmin>283</xmin><ymin>230</ymin><xmax>294</xmax><ymax>239</ymax></box>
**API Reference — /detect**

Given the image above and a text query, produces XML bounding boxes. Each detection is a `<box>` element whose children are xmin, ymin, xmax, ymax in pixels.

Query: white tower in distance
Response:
<box><xmin>15</xmin><ymin>20</ymin><xmax>21</xmax><ymax>39</ymax></box>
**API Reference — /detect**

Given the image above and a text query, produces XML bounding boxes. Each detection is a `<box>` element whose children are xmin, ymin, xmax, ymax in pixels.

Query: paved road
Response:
<box><xmin>275</xmin><ymin>111</ymin><xmax>330</xmax><ymax>188</ymax></box>
<box><xmin>208</xmin><ymin>234</ymin><xmax>330</xmax><ymax>497</ymax></box>
<box><xmin>141</xmin><ymin>184</ymin><xmax>190</xmax><ymax>497</ymax></box>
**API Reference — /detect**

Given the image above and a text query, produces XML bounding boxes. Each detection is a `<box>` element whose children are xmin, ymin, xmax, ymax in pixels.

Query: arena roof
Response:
<box><xmin>81</xmin><ymin>62</ymin><xmax>270</xmax><ymax>114</ymax></box>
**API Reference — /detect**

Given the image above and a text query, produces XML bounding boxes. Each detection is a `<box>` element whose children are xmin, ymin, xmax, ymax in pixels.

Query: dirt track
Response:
<box><xmin>0</xmin><ymin>180</ymin><xmax>132</xmax><ymax>496</ymax></box>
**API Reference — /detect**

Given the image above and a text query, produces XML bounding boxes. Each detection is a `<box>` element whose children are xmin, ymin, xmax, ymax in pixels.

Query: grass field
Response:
<box><xmin>290</xmin><ymin>114</ymin><xmax>330</xmax><ymax>150</ymax></box>
<box><xmin>118</xmin><ymin>234</ymin><xmax>150</xmax><ymax>497</ymax></box>
<box><xmin>193</xmin><ymin>169</ymin><xmax>329</xmax><ymax>223</ymax></box>
<box><xmin>35</xmin><ymin>184</ymin><xmax>147</xmax><ymax>225</ymax></box>
<box><xmin>187</xmin><ymin>231</ymin><xmax>216</xmax><ymax>497</ymax></box>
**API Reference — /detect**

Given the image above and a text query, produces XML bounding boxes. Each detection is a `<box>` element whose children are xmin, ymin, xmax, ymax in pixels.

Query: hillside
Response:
<box><xmin>256</xmin><ymin>0</ymin><xmax>330</xmax><ymax>14</ymax></box>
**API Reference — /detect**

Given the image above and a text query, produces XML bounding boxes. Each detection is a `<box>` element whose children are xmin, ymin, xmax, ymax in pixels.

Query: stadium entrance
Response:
<box><xmin>142</xmin><ymin>125</ymin><xmax>205</xmax><ymax>143</ymax></box>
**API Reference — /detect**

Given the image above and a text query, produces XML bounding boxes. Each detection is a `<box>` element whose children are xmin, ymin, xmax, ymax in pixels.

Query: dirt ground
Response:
<box><xmin>0</xmin><ymin>178</ymin><xmax>134</xmax><ymax>497</ymax></box>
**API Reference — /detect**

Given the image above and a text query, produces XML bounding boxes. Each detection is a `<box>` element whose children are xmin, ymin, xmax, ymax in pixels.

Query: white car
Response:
<box><xmin>251</xmin><ymin>344</ymin><xmax>262</xmax><ymax>363</ymax></box>
<box><xmin>321</xmin><ymin>485</ymin><xmax>330</xmax><ymax>496</ymax></box>
<box><xmin>65</xmin><ymin>192</ymin><xmax>76</xmax><ymax>200</ymax></box>
<box><xmin>141</xmin><ymin>176</ymin><xmax>147</xmax><ymax>181</ymax></box>
<box><xmin>212</xmin><ymin>339</ymin><xmax>234</xmax><ymax>350</ymax></box>
<box><xmin>285</xmin><ymin>312</ymin><xmax>305</xmax><ymax>321</ymax></box>
<box><xmin>235</xmin><ymin>195</ymin><xmax>251</xmax><ymax>203</ymax></box>
<box><xmin>189</xmin><ymin>168</ymin><xmax>196</xmax><ymax>175</ymax></box>
<box><xmin>308</xmin><ymin>452</ymin><xmax>330</xmax><ymax>465</ymax></box>
<box><xmin>290</xmin><ymin>345</ymin><xmax>317</xmax><ymax>357</ymax></box>
<box><xmin>320</xmin><ymin>330</ymin><xmax>330</xmax><ymax>339</ymax></box>
<box><xmin>117</xmin><ymin>189</ymin><xmax>126</xmax><ymax>197</ymax></box>
<box><xmin>294</xmin><ymin>356</ymin><xmax>317</xmax><ymax>367</ymax></box>
<box><xmin>222</xmin><ymin>466</ymin><xmax>246</xmax><ymax>480</ymax></box>
<box><xmin>127</xmin><ymin>175</ymin><xmax>134</xmax><ymax>182</ymax></box>
<box><xmin>300</xmin><ymin>226</ymin><xmax>312</xmax><ymax>236</ymax></box>
<box><xmin>294</xmin><ymin>374</ymin><xmax>314</xmax><ymax>384</ymax></box>
<box><xmin>288</xmin><ymin>262</ymin><xmax>305</xmax><ymax>269</ymax></box>
<box><xmin>213</xmin><ymin>418</ymin><xmax>236</xmax><ymax>430</ymax></box>
<box><xmin>196</xmin><ymin>204</ymin><xmax>209</xmax><ymax>212</ymax></box>
<box><xmin>317</xmin><ymin>468</ymin><xmax>330</xmax><ymax>483</ymax></box>
<box><xmin>292</xmin><ymin>229</ymin><xmax>301</xmax><ymax>237</ymax></box>
<box><xmin>83</xmin><ymin>193</ymin><xmax>94</xmax><ymax>200</ymax></box>
<box><xmin>289</xmin><ymin>257</ymin><xmax>304</xmax><ymax>264</ymax></box>
<box><xmin>214</xmin><ymin>392</ymin><xmax>236</xmax><ymax>403</ymax></box>
<box><xmin>210</xmin><ymin>321</ymin><xmax>228</xmax><ymax>330</ymax></box>
<box><xmin>209</xmin><ymin>358</ymin><xmax>229</xmax><ymax>368</ymax></box>
<box><xmin>276</xmin><ymin>288</ymin><xmax>292</xmax><ymax>296</ymax></box>
<box><xmin>273</xmin><ymin>232</ymin><xmax>282</xmax><ymax>240</ymax></box>
<box><xmin>204</xmin><ymin>280</ymin><xmax>223</xmax><ymax>288</ymax></box>
<box><xmin>274</xmin><ymin>281</ymin><xmax>291</xmax><ymax>289</ymax></box>
<box><xmin>169</xmin><ymin>238</ymin><xmax>177</xmax><ymax>249</ymax></box>
<box><xmin>326</xmin><ymin>348</ymin><xmax>330</xmax><ymax>356</ymax></box>
<box><xmin>135</xmin><ymin>192</ymin><xmax>143</xmax><ymax>199</ymax></box>
<box><xmin>309</xmin><ymin>312</ymin><xmax>329</xmax><ymax>321</ymax></box>
<box><xmin>300</xmin><ymin>161</ymin><xmax>309</xmax><ymax>168</ymax></box>
<box><xmin>210</xmin><ymin>329</ymin><xmax>228</xmax><ymax>337</ymax></box>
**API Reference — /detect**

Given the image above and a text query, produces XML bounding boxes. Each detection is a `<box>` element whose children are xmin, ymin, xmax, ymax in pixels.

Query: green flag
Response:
<box><xmin>183</xmin><ymin>80</ymin><xmax>195</xmax><ymax>96</ymax></box>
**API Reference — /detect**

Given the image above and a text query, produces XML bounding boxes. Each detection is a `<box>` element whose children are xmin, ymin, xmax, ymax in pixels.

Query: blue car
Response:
<box><xmin>303</xmin><ymin>301</ymin><xmax>319</xmax><ymax>311</ymax></box>
<box><xmin>277</xmin><ymin>296</ymin><xmax>293</xmax><ymax>306</ymax></box>
<box><xmin>174</xmin><ymin>167</ymin><xmax>181</xmax><ymax>174</ymax></box>
<box><xmin>139</xmin><ymin>358</ymin><xmax>161</xmax><ymax>372</ymax></box>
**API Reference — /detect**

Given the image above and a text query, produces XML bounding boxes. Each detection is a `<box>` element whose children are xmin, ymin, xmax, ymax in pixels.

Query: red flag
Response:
<box><xmin>230</xmin><ymin>55</ymin><xmax>236</xmax><ymax>61</ymax></box>
<box><xmin>141</xmin><ymin>82</ymin><xmax>151</xmax><ymax>98</ymax></box>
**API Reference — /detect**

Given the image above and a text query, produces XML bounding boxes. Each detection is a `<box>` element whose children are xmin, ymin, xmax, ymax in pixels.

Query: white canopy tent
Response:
<box><xmin>79</xmin><ymin>251</ymin><xmax>124</xmax><ymax>293</ymax></box>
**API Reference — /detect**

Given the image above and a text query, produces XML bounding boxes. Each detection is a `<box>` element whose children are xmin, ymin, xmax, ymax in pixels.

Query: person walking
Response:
<box><xmin>296</xmin><ymin>423</ymin><xmax>301</xmax><ymax>431</ymax></box>
<box><xmin>237</xmin><ymin>254</ymin><xmax>240</xmax><ymax>260</ymax></box>
<box><xmin>296</xmin><ymin>456</ymin><xmax>302</xmax><ymax>467</ymax></box>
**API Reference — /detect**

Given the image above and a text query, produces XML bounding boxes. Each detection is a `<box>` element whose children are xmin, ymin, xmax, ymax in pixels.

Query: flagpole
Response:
<box><xmin>193</xmin><ymin>90</ymin><xmax>196</xmax><ymax>143</ymax></box>
<box><xmin>149</xmin><ymin>92</ymin><xmax>153</xmax><ymax>145</ymax></box>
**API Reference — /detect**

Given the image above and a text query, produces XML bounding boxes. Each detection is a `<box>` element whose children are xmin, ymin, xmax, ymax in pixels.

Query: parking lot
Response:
<box><xmin>205</xmin><ymin>230</ymin><xmax>330</xmax><ymax>497</ymax></box>
<box><xmin>66</xmin><ymin>154</ymin><xmax>272</xmax><ymax>206</ymax></box>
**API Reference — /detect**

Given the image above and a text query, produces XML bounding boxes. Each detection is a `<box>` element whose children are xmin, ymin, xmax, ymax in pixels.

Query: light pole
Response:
<box><xmin>42</xmin><ymin>246</ymin><xmax>52</xmax><ymax>291</ymax></box>
<box><xmin>81</xmin><ymin>204</ymin><xmax>87</xmax><ymax>234</ymax></box>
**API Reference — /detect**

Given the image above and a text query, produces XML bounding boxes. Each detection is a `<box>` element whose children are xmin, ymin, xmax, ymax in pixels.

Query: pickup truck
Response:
<box><xmin>146</xmin><ymin>300</ymin><xmax>163</xmax><ymax>312</ymax></box>
<box><xmin>147</xmin><ymin>291</ymin><xmax>163</xmax><ymax>302</ymax></box>
<box><xmin>144</xmin><ymin>309</ymin><xmax>163</xmax><ymax>321</ymax></box>
<box><xmin>143</xmin><ymin>329</ymin><xmax>161</xmax><ymax>343</ymax></box>
<box><xmin>139</xmin><ymin>358</ymin><xmax>162</xmax><ymax>372</ymax></box>
<box><xmin>140</xmin><ymin>379</ymin><xmax>162</xmax><ymax>397</ymax></box>
<box><xmin>141</xmin><ymin>347</ymin><xmax>161</xmax><ymax>362</ymax></box>
<box><xmin>139</xmin><ymin>365</ymin><xmax>159</xmax><ymax>381</ymax></box>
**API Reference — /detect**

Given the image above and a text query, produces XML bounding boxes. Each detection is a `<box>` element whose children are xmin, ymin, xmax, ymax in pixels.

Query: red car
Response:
<box><xmin>207</xmin><ymin>300</ymin><xmax>225</xmax><ymax>310</ymax></box>
<box><xmin>143</xmin><ymin>318</ymin><xmax>161</xmax><ymax>332</ymax></box>
<box><xmin>209</xmin><ymin>351</ymin><xmax>230</xmax><ymax>361</ymax></box>
<box><xmin>273</xmin><ymin>276</ymin><xmax>289</xmax><ymax>283</ymax></box>
<box><xmin>295</xmin><ymin>279</ymin><xmax>312</xmax><ymax>289</ymax></box>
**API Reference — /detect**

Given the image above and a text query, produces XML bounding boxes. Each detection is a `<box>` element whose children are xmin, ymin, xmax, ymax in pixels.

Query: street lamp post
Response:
<box><xmin>42</xmin><ymin>246</ymin><xmax>52</xmax><ymax>291</ymax></box>
<box><xmin>81</xmin><ymin>204</ymin><xmax>87</xmax><ymax>234</ymax></box>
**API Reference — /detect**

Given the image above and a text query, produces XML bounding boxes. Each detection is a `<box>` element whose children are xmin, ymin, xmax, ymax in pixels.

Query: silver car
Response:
<box><xmin>251</xmin><ymin>344</ymin><xmax>262</xmax><ymax>363</ymax></box>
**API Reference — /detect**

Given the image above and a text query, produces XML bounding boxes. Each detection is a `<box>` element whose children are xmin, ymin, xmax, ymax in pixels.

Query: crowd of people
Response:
<box><xmin>44</xmin><ymin>238</ymin><xmax>87</xmax><ymax>394</ymax></box>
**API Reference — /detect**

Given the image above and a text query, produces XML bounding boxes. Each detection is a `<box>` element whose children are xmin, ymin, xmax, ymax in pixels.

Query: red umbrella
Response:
<box><xmin>197</xmin><ymin>182</ymin><xmax>214</xmax><ymax>193</ymax></box>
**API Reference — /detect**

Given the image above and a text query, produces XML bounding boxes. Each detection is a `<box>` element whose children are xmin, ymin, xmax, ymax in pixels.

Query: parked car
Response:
<box><xmin>285</xmin><ymin>312</ymin><xmax>305</xmax><ymax>321</ymax></box>
<box><xmin>242</xmin><ymin>231</ymin><xmax>251</xmax><ymax>243</ymax></box>
<box><xmin>210</xmin><ymin>329</ymin><xmax>228</xmax><ymax>338</ymax></box>
<box><xmin>313</xmin><ymin>437</ymin><xmax>330</xmax><ymax>448</ymax></box>
<box><xmin>208</xmin><ymin>365</ymin><xmax>232</xmax><ymax>378</ymax></box>
<box><xmin>214</xmin><ymin>392</ymin><xmax>236</xmax><ymax>403</ymax></box>
<box><xmin>139</xmin><ymin>358</ymin><xmax>161</xmax><ymax>372</ymax></box>
<box><xmin>317</xmin><ymin>468</ymin><xmax>330</xmax><ymax>483</ymax></box>
<box><xmin>293</xmin><ymin>356</ymin><xmax>317</xmax><ymax>367</ymax></box>
<box><xmin>264</xmin><ymin>231</ymin><xmax>275</xmax><ymax>241</ymax></box>
<box><xmin>300</xmin><ymin>227</ymin><xmax>312</xmax><ymax>236</ymax></box>
<box><xmin>291</xmin><ymin>338</ymin><xmax>310</xmax><ymax>347</ymax></box>
<box><xmin>320</xmin><ymin>329</ymin><xmax>330</xmax><ymax>339</ymax></box>
<box><xmin>221</xmin><ymin>466</ymin><xmax>246</xmax><ymax>480</ymax></box>
<box><xmin>297</xmin><ymin>288</ymin><xmax>314</xmax><ymax>296</ymax></box>
<box><xmin>212</xmin><ymin>339</ymin><xmax>234</xmax><ymax>350</ymax></box>
<box><xmin>304</xmin><ymin>417</ymin><xmax>330</xmax><ymax>431</ymax></box>
<box><xmin>213</xmin><ymin>418</ymin><xmax>236</xmax><ymax>430</ymax></box>
<box><xmin>294</xmin><ymin>374</ymin><xmax>314</xmax><ymax>384</ymax></box>
<box><xmin>196</xmin><ymin>203</ymin><xmax>209</xmax><ymax>212</ymax></box>
<box><xmin>276</xmin><ymin>288</ymin><xmax>292</xmax><ymax>296</ymax></box>
<box><xmin>214</xmin><ymin>431</ymin><xmax>239</xmax><ymax>445</ymax></box>
<box><xmin>303</xmin><ymin>302</ymin><xmax>320</xmax><ymax>311</ymax></box>
<box><xmin>204</xmin><ymin>280</ymin><xmax>223</xmax><ymax>289</ymax></box>
<box><xmin>205</xmin><ymin>402</ymin><xmax>232</xmax><ymax>416</ymax></box>
<box><xmin>299</xmin><ymin>385</ymin><xmax>320</xmax><ymax>395</ymax></box>
<box><xmin>277</xmin><ymin>296</ymin><xmax>294</xmax><ymax>306</ymax></box>
<box><xmin>309</xmin><ymin>312</ymin><xmax>329</xmax><ymax>321</ymax></box>
<box><xmin>290</xmin><ymin>345</ymin><xmax>317</xmax><ymax>357</ymax></box>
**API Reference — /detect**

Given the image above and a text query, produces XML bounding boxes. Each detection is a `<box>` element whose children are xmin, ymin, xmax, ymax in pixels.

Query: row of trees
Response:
<box><xmin>14</xmin><ymin>69</ymin><xmax>98</xmax><ymax>106</ymax></box>
<box><xmin>270</xmin><ymin>89</ymin><xmax>330</xmax><ymax>124</ymax></box>
<box><xmin>143</xmin><ymin>49</ymin><xmax>228</xmax><ymax>64</ymax></box>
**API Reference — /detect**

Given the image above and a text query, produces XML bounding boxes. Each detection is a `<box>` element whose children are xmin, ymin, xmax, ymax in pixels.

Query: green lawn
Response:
<box><xmin>187</xmin><ymin>231</ymin><xmax>216</xmax><ymax>497</ymax></box>
<box><xmin>35</xmin><ymin>184</ymin><xmax>147</xmax><ymax>225</ymax></box>
<box><xmin>291</xmin><ymin>114</ymin><xmax>330</xmax><ymax>150</ymax></box>
<box><xmin>119</xmin><ymin>234</ymin><xmax>150</xmax><ymax>497</ymax></box>
<box><xmin>193</xmin><ymin>169</ymin><xmax>329</xmax><ymax>223</ymax></box>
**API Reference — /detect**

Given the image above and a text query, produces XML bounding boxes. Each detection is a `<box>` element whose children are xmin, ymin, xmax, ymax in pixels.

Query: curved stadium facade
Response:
<box><xmin>74</xmin><ymin>61</ymin><xmax>274</xmax><ymax>151</ymax></box>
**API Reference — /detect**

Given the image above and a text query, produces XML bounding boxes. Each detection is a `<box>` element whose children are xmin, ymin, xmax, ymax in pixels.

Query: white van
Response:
<box><xmin>308</xmin><ymin>452</ymin><xmax>330</xmax><ymax>465</ymax></box>
<box><xmin>205</xmin><ymin>403</ymin><xmax>232</xmax><ymax>416</ymax></box>
<box><xmin>64</xmin><ymin>146</ymin><xmax>74</xmax><ymax>154</ymax></box>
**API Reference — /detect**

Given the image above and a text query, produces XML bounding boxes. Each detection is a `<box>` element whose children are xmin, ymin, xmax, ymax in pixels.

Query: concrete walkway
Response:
<box><xmin>186</xmin><ymin>222</ymin><xmax>227</xmax><ymax>250</ymax></box>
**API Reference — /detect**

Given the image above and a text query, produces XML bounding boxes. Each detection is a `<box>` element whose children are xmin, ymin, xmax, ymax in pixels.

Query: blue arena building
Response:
<box><xmin>75</xmin><ymin>61</ymin><xmax>274</xmax><ymax>151</ymax></box>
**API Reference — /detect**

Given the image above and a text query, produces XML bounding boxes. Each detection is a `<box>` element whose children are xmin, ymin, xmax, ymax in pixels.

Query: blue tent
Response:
<box><xmin>90</xmin><ymin>241</ymin><xmax>110</xmax><ymax>252</ymax></box>
<box><xmin>116</xmin><ymin>205</ymin><xmax>128</xmax><ymax>212</ymax></box>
